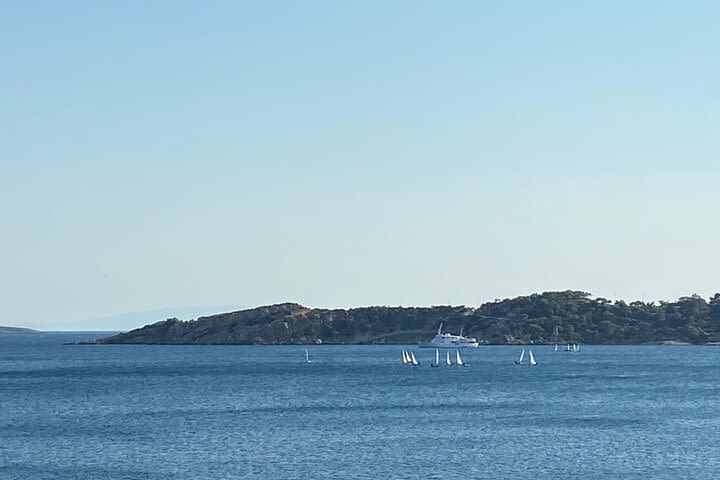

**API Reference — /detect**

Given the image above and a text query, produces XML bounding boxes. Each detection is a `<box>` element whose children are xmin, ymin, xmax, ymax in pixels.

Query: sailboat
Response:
<box><xmin>528</xmin><ymin>349</ymin><xmax>538</xmax><ymax>366</ymax></box>
<box><xmin>410</xmin><ymin>351</ymin><xmax>420</xmax><ymax>366</ymax></box>
<box><xmin>554</xmin><ymin>344</ymin><xmax>558</xmax><ymax>352</ymax></box>
<box><xmin>445</xmin><ymin>350</ymin><xmax>452</xmax><ymax>366</ymax></box>
<box><xmin>515</xmin><ymin>348</ymin><xmax>525</xmax><ymax>365</ymax></box>
<box><xmin>402</xmin><ymin>350</ymin><xmax>410</xmax><ymax>365</ymax></box>
<box><xmin>573</xmin><ymin>344</ymin><xmax>580</xmax><ymax>352</ymax></box>
<box><xmin>431</xmin><ymin>349</ymin><xmax>440</xmax><ymax>367</ymax></box>
<box><xmin>455</xmin><ymin>350</ymin><xmax>467</xmax><ymax>367</ymax></box>
<box><xmin>305</xmin><ymin>349</ymin><xmax>311</xmax><ymax>363</ymax></box>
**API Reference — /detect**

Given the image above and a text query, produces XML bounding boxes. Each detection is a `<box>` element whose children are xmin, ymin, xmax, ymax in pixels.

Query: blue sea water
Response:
<box><xmin>1</xmin><ymin>334</ymin><xmax>720</xmax><ymax>479</ymax></box>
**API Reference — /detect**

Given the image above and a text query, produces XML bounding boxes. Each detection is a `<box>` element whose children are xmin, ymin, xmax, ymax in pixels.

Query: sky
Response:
<box><xmin>1</xmin><ymin>1</ymin><xmax>719</xmax><ymax>330</ymax></box>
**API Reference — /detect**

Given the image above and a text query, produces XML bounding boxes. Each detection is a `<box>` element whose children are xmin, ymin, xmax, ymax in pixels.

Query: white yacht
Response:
<box><xmin>418</xmin><ymin>324</ymin><xmax>479</xmax><ymax>348</ymax></box>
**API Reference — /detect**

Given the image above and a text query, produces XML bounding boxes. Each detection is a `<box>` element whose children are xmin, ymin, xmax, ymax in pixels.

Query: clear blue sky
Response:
<box><xmin>2</xmin><ymin>1</ymin><xmax>719</xmax><ymax>330</ymax></box>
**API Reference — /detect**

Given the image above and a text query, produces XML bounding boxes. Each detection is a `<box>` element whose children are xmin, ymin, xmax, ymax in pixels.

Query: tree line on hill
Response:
<box><xmin>97</xmin><ymin>290</ymin><xmax>720</xmax><ymax>345</ymax></box>
<box><xmin>464</xmin><ymin>290</ymin><xmax>720</xmax><ymax>344</ymax></box>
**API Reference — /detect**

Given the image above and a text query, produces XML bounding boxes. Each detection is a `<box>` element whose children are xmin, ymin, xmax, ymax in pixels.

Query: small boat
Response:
<box><xmin>515</xmin><ymin>348</ymin><xmax>525</xmax><ymax>365</ymax></box>
<box><xmin>431</xmin><ymin>349</ymin><xmax>440</xmax><ymax>367</ymax></box>
<box><xmin>410</xmin><ymin>351</ymin><xmax>420</xmax><ymax>366</ymax></box>
<box><xmin>565</xmin><ymin>344</ymin><xmax>572</xmax><ymax>352</ymax></box>
<box><xmin>455</xmin><ymin>350</ymin><xmax>466</xmax><ymax>367</ymax></box>
<box><xmin>305</xmin><ymin>349</ymin><xmax>311</xmax><ymax>363</ymax></box>
<box><xmin>573</xmin><ymin>344</ymin><xmax>580</xmax><ymax>352</ymax></box>
<box><xmin>402</xmin><ymin>350</ymin><xmax>410</xmax><ymax>365</ymax></box>
<box><xmin>445</xmin><ymin>350</ymin><xmax>453</xmax><ymax>366</ymax></box>
<box><xmin>528</xmin><ymin>349</ymin><xmax>538</xmax><ymax>366</ymax></box>
<box><xmin>554</xmin><ymin>344</ymin><xmax>558</xmax><ymax>352</ymax></box>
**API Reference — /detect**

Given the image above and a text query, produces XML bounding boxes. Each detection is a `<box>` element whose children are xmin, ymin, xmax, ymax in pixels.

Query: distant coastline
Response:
<box><xmin>0</xmin><ymin>326</ymin><xmax>40</xmax><ymax>334</ymax></box>
<box><xmin>90</xmin><ymin>291</ymin><xmax>720</xmax><ymax>346</ymax></box>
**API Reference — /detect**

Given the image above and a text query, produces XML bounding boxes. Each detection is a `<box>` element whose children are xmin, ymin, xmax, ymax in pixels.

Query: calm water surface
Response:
<box><xmin>1</xmin><ymin>333</ymin><xmax>720</xmax><ymax>479</ymax></box>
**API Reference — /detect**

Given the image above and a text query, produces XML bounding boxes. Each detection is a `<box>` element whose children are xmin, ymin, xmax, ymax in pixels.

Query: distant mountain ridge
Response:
<box><xmin>70</xmin><ymin>305</ymin><xmax>248</xmax><ymax>331</ymax></box>
<box><xmin>0</xmin><ymin>326</ymin><xmax>40</xmax><ymax>334</ymax></box>
<box><xmin>94</xmin><ymin>291</ymin><xmax>720</xmax><ymax>345</ymax></box>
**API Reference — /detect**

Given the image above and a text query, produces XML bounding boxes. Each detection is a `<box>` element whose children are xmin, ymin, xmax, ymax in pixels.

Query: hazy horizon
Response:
<box><xmin>6</xmin><ymin>290</ymin><xmax>720</xmax><ymax>331</ymax></box>
<box><xmin>2</xmin><ymin>2</ymin><xmax>719</xmax><ymax>330</ymax></box>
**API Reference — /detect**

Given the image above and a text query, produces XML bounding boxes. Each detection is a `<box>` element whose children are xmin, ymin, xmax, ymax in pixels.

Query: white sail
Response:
<box><xmin>410</xmin><ymin>351</ymin><xmax>419</xmax><ymax>366</ymax></box>
<box><xmin>554</xmin><ymin>344</ymin><xmax>558</xmax><ymax>351</ymax></box>
<box><xmin>402</xmin><ymin>350</ymin><xmax>409</xmax><ymax>364</ymax></box>
<box><xmin>529</xmin><ymin>349</ymin><xmax>538</xmax><ymax>366</ymax></box>
<box><xmin>446</xmin><ymin>350</ymin><xmax>452</xmax><ymax>365</ymax></box>
<box><xmin>455</xmin><ymin>350</ymin><xmax>464</xmax><ymax>366</ymax></box>
<box><xmin>305</xmin><ymin>349</ymin><xmax>310</xmax><ymax>363</ymax></box>
<box><xmin>435</xmin><ymin>349</ymin><xmax>440</xmax><ymax>365</ymax></box>
<box><xmin>515</xmin><ymin>348</ymin><xmax>525</xmax><ymax>364</ymax></box>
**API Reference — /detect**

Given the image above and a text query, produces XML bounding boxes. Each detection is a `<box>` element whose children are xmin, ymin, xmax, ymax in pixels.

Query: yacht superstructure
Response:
<box><xmin>418</xmin><ymin>324</ymin><xmax>479</xmax><ymax>348</ymax></box>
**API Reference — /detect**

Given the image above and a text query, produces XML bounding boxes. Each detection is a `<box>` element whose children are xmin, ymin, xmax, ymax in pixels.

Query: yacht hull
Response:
<box><xmin>418</xmin><ymin>341</ymin><xmax>478</xmax><ymax>348</ymax></box>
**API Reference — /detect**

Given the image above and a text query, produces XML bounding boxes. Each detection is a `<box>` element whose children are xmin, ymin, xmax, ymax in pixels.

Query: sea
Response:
<box><xmin>1</xmin><ymin>333</ymin><xmax>720</xmax><ymax>479</ymax></box>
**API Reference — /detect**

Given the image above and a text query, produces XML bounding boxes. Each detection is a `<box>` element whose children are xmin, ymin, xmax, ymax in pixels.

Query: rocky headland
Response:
<box><xmin>93</xmin><ymin>291</ymin><xmax>720</xmax><ymax>345</ymax></box>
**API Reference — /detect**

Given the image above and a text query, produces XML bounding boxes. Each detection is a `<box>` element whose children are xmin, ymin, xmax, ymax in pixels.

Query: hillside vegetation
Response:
<box><xmin>95</xmin><ymin>291</ymin><xmax>720</xmax><ymax>345</ymax></box>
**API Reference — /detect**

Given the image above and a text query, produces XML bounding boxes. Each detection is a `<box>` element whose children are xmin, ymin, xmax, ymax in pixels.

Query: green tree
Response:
<box><xmin>710</xmin><ymin>294</ymin><xmax>720</xmax><ymax>328</ymax></box>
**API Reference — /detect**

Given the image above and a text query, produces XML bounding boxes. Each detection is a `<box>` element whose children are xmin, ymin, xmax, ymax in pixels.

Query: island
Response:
<box><xmin>0</xmin><ymin>326</ymin><xmax>40</xmax><ymax>334</ymax></box>
<box><xmin>93</xmin><ymin>291</ymin><xmax>720</xmax><ymax>345</ymax></box>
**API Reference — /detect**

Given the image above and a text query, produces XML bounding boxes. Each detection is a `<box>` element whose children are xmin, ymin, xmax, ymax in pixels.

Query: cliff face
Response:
<box><xmin>95</xmin><ymin>303</ymin><xmax>475</xmax><ymax>345</ymax></box>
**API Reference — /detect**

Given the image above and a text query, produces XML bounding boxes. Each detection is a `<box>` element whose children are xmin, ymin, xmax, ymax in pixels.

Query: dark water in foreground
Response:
<box><xmin>1</xmin><ymin>334</ymin><xmax>720</xmax><ymax>479</ymax></box>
